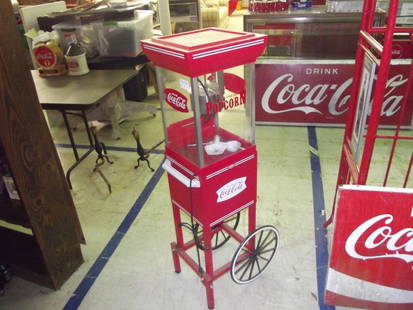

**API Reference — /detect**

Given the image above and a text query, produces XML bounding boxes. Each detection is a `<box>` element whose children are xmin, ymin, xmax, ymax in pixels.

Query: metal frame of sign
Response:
<box><xmin>351</xmin><ymin>54</ymin><xmax>377</xmax><ymax>165</ymax></box>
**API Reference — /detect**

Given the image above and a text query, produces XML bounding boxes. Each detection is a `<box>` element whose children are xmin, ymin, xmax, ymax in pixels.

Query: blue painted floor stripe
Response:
<box><xmin>307</xmin><ymin>126</ymin><xmax>335</xmax><ymax>310</ymax></box>
<box><xmin>55</xmin><ymin>143</ymin><xmax>164</xmax><ymax>154</ymax></box>
<box><xmin>63</xmin><ymin>162</ymin><xmax>165</xmax><ymax>310</ymax></box>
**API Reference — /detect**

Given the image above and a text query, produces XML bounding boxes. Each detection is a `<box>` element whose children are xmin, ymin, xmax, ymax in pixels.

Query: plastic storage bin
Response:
<box><xmin>93</xmin><ymin>10</ymin><xmax>153</xmax><ymax>57</ymax></box>
<box><xmin>53</xmin><ymin>22</ymin><xmax>98</xmax><ymax>58</ymax></box>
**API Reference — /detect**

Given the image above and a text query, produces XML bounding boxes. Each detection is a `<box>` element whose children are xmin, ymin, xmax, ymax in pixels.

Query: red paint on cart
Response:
<box><xmin>142</xmin><ymin>28</ymin><xmax>267</xmax><ymax>77</ymax></box>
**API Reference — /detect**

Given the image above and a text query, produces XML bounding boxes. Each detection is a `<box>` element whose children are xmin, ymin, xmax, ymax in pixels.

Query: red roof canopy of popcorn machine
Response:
<box><xmin>141</xmin><ymin>28</ymin><xmax>267</xmax><ymax>77</ymax></box>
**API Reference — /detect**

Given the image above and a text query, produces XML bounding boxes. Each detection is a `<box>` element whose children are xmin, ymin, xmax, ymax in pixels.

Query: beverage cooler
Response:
<box><xmin>242</xmin><ymin>7</ymin><xmax>413</xmax><ymax>127</ymax></box>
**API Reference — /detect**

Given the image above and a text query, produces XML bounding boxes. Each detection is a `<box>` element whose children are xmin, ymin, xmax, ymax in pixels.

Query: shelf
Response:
<box><xmin>0</xmin><ymin>191</ymin><xmax>31</xmax><ymax>228</ymax></box>
<box><xmin>0</xmin><ymin>226</ymin><xmax>53</xmax><ymax>288</ymax></box>
<box><xmin>0</xmin><ymin>2</ymin><xmax>84</xmax><ymax>290</ymax></box>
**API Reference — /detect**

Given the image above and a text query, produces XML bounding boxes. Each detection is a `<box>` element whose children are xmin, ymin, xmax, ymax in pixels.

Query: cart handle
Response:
<box><xmin>162</xmin><ymin>159</ymin><xmax>200</xmax><ymax>188</ymax></box>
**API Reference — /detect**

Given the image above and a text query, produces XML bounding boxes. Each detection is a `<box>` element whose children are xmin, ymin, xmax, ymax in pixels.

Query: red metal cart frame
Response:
<box><xmin>142</xmin><ymin>28</ymin><xmax>279</xmax><ymax>309</ymax></box>
<box><xmin>327</xmin><ymin>0</ymin><xmax>413</xmax><ymax>226</ymax></box>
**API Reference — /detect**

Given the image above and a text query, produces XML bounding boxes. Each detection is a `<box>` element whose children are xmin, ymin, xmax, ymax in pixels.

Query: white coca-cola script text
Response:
<box><xmin>261</xmin><ymin>73</ymin><xmax>407</xmax><ymax>117</ymax></box>
<box><xmin>167</xmin><ymin>93</ymin><xmax>187</xmax><ymax>110</ymax></box>
<box><xmin>345</xmin><ymin>214</ymin><xmax>413</xmax><ymax>263</ymax></box>
<box><xmin>216</xmin><ymin>177</ymin><xmax>247</xmax><ymax>203</ymax></box>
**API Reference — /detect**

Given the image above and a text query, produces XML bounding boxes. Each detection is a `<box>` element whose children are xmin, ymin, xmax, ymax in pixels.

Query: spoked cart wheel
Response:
<box><xmin>230</xmin><ymin>225</ymin><xmax>279</xmax><ymax>284</ymax></box>
<box><xmin>193</xmin><ymin>213</ymin><xmax>240</xmax><ymax>251</ymax></box>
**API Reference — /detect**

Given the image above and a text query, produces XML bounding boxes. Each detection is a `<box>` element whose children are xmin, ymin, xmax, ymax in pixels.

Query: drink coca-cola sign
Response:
<box><xmin>255</xmin><ymin>62</ymin><xmax>413</xmax><ymax>126</ymax></box>
<box><xmin>164</xmin><ymin>88</ymin><xmax>189</xmax><ymax>113</ymax></box>
<box><xmin>325</xmin><ymin>185</ymin><xmax>413</xmax><ymax>309</ymax></box>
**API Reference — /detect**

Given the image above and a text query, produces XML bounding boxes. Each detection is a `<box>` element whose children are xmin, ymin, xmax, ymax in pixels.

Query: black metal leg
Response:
<box><xmin>144</xmin><ymin>158</ymin><xmax>154</xmax><ymax>172</ymax></box>
<box><xmin>101</xmin><ymin>143</ymin><xmax>114</xmax><ymax>164</ymax></box>
<box><xmin>59</xmin><ymin>110</ymin><xmax>96</xmax><ymax>189</ymax></box>
<box><xmin>58</xmin><ymin>109</ymin><xmax>114</xmax><ymax>191</ymax></box>
<box><xmin>66</xmin><ymin>148</ymin><xmax>94</xmax><ymax>189</ymax></box>
<box><xmin>94</xmin><ymin>166</ymin><xmax>112</xmax><ymax>193</ymax></box>
<box><xmin>61</xmin><ymin>111</ymin><xmax>80</xmax><ymax>161</ymax></box>
<box><xmin>82</xmin><ymin>110</ymin><xmax>94</xmax><ymax>146</ymax></box>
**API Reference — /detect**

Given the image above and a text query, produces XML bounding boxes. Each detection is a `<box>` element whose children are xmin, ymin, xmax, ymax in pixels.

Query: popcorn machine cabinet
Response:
<box><xmin>142</xmin><ymin>28</ymin><xmax>279</xmax><ymax>309</ymax></box>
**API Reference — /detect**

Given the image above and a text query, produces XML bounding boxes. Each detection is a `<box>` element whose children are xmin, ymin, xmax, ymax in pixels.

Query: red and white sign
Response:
<box><xmin>325</xmin><ymin>185</ymin><xmax>413</xmax><ymax>309</ymax></box>
<box><xmin>206</xmin><ymin>94</ymin><xmax>245</xmax><ymax>114</ymax></box>
<box><xmin>255</xmin><ymin>62</ymin><xmax>413</xmax><ymax>127</ymax></box>
<box><xmin>164</xmin><ymin>88</ymin><xmax>189</xmax><ymax>113</ymax></box>
<box><xmin>34</xmin><ymin>45</ymin><xmax>57</xmax><ymax>68</ymax></box>
<box><xmin>392</xmin><ymin>41</ymin><xmax>413</xmax><ymax>59</ymax></box>
<box><xmin>216</xmin><ymin>177</ymin><xmax>247</xmax><ymax>202</ymax></box>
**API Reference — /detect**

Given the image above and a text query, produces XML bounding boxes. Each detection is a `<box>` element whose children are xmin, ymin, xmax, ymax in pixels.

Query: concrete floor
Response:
<box><xmin>1</xmin><ymin>105</ymin><xmax>341</xmax><ymax>310</ymax></box>
<box><xmin>1</xmin><ymin>10</ymin><xmax>411</xmax><ymax>310</ymax></box>
<box><xmin>0</xmin><ymin>80</ymin><xmax>349</xmax><ymax>310</ymax></box>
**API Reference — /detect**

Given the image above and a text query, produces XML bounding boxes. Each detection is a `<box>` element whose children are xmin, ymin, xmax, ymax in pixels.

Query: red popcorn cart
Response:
<box><xmin>142</xmin><ymin>28</ymin><xmax>279</xmax><ymax>309</ymax></box>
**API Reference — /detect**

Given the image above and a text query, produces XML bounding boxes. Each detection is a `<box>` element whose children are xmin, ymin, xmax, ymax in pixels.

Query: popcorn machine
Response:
<box><xmin>142</xmin><ymin>28</ymin><xmax>279</xmax><ymax>309</ymax></box>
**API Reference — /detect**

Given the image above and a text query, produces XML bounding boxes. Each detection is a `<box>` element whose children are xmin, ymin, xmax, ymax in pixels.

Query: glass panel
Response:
<box><xmin>252</xmin><ymin>21</ymin><xmax>359</xmax><ymax>59</ymax></box>
<box><xmin>169</xmin><ymin>0</ymin><xmax>200</xmax><ymax>32</ymax></box>
<box><xmin>160</xmin><ymin>65</ymin><xmax>254</xmax><ymax>167</ymax></box>
<box><xmin>296</xmin><ymin>22</ymin><xmax>360</xmax><ymax>59</ymax></box>
<box><xmin>252</xmin><ymin>23</ymin><xmax>296</xmax><ymax>57</ymax></box>
<box><xmin>245</xmin><ymin>11</ymin><xmax>385</xmax><ymax>59</ymax></box>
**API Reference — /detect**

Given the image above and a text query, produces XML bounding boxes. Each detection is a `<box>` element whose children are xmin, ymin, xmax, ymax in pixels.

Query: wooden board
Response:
<box><xmin>0</xmin><ymin>0</ymin><xmax>83</xmax><ymax>289</ymax></box>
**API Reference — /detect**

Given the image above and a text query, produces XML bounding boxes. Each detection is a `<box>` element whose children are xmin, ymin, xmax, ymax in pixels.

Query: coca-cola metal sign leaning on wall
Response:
<box><xmin>255</xmin><ymin>61</ymin><xmax>413</xmax><ymax>127</ymax></box>
<box><xmin>325</xmin><ymin>185</ymin><xmax>413</xmax><ymax>309</ymax></box>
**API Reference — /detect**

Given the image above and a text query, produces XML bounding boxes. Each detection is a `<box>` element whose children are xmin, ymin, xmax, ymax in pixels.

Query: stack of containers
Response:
<box><xmin>53</xmin><ymin>10</ymin><xmax>153</xmax><ymax>58</ymax></box>
<box><xmin>92</xmin><ymin>10</ymin><xmax>153</xmax><ymax>57</ymax></box>
<box><xmin>248</xmin><ymin>0</ymin><xmax>289</xmax><ymax>12</ymax></box>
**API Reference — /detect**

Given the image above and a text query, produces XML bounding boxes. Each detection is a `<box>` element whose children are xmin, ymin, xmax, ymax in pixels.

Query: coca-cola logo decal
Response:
<box><xmin>216</xmin><ymin>177</ymin><xmax>247</xmax><ymax>203</ymax></box>
<box><xmin>164</xmin><ymin>88</ymin><xmax>189</xmax><ymax>113</ymax></box>
<box><xmin>256</xmin><ymin>63</ymin><xmax>413</xmax><ymax>126</ymax></box>
<box><xmin>34</xmin><ymin>45</ymin><xmax>57</xmax><ymax>68</ymax></box>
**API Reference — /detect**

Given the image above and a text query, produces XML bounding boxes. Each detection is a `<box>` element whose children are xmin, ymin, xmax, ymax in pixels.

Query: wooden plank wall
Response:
<box><xmin>0</xmin><ymin>0</ymin><xmax>84</xmax><ymax>288</ymax></box>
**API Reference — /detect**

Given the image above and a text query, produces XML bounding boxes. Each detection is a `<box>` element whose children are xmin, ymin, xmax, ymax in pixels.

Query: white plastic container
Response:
<box><xmin>93</xmin><ymin>10</ymin><xmax>153</xmax><ymax>57</ymax></box>
<box><xmin>65</xmin><ymin>43</ymin><xmax>89</xmax><ymax>76</ymax></box>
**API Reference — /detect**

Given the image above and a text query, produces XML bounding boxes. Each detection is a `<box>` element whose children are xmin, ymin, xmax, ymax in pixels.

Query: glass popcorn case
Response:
<box><xmin>157</xmin><ymin>67</ymin><xmax>255</xmax><ymax>167</ymax></box>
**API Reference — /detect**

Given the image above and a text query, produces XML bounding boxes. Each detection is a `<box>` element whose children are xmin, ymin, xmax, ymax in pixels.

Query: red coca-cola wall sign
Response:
<box><xmin>164</xmin><ymin>88</ymin><xmax>189</xmax><ymax>113</ymax></box>
<box><xmin>255</xmin><ymin>63</ymin><xmax>413</xmax><ymax>127</ymax></box>
<box><xmin>325</xmin><ymin>185</ymin><xmax>413</xmax><ymax>309</ymax></box>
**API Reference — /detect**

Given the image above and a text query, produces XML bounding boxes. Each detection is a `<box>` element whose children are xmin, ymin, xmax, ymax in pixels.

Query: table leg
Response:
<box><xmin>65</xmin><ymin>148</ymin><xmax>94</xmax><ymax>189</ymax></box>
<box><xmin>60</xmin><ymin>110</ymin><xmax>95</xmax><ymax>189</ymax></box>
<box><xmin>62</xmin><ymin>111</ymin><xmax>80</xmax><ymax>161</ymax></box>
<box><xmin>81</xmin><ymin>110</ymin><xmax>94</xmax><ymax>146</ymax></box>
<box><xmin>59</xmin><ymin>109</ymin><xmax>113</xmax><ymax>191</ymax></box>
